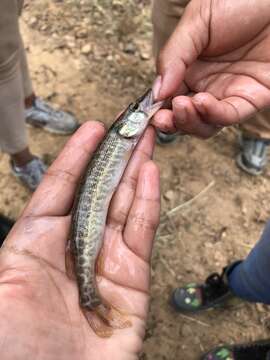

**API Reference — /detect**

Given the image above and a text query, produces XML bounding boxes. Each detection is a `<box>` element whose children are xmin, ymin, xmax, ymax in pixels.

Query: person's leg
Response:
<box><xmin>0</xmin><ymin>0</ymin><xmax>29</xmax><ymax>161</ymax></box>
<box><xmin>17</xmin><ymin>0</ymin><xmax>33</xmax><ymax>99</ymax></box>
<box><xmin>0</xmin><ymin>0</ymin><xmax>46</xmax><ymax>190</ymax></box>
<box><xmin>228</xmin><ymin>220</ymin><xmax>270</xmax><ymax>304</ymax></box>
<box><xmin>152</xmin><ymin>0</ymin><xmax>190</xmax><ymax>57</ymax></box>
<box><xmin>17</xmin><ymin>2</ymin><xmax>78</xmax><ymax>134</ymax></box>
<box><xmin>19</xmin><ymin>35</ymin><xmax>34</xmax><ymax>100</ymax></box>
<box><xmin>237</xmin><ymin>111</ymin><xmax>270</xmax><ymax>175</ymax></box>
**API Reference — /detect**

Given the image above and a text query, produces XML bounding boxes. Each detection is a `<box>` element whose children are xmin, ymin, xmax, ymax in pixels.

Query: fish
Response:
<box><xmin>71</xmin><ymin>89</ymin><xmax>163</xmax><ymax>311</ymax></box>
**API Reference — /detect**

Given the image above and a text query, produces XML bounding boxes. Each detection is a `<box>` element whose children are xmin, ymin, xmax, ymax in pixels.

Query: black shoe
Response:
<box><xmin>156</xmin><ymin>130</ymin><xmax>178</xmax><ymax>145</ymax></box>
<box><xmin>0</xmin><ymin>214</ymin><xmax>14</xmax><ymax>246</ymax></box>
<box><xmin>171</xmin><ymin>261</ymin><xmax>242</xmax><ymax>313</ymax></box>
<box><xmin>202</xmin><ymin>339</ymin><xmax>270</xmax><ymax>360</ymax></box>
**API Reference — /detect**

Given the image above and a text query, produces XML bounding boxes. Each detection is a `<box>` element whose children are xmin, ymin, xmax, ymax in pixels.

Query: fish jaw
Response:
<box><xmin>137</xmin><ymin>89</ymin><xmax>164</xmax><ymax>119</ymax></box>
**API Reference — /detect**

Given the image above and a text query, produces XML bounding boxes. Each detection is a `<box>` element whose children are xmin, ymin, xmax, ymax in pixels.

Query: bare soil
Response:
<box><xmin>1</xmin><ymin>1</ymin><xmax>270</xmax><ymax>359</ymax></box>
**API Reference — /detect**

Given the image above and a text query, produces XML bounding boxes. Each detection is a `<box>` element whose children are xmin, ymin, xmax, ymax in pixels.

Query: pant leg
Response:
<box><xmin>19</xmin><ymin>35</ymin><xmax>34</xmax><ymax>98</ymax></box>
<box><xmin>240</xmin><ymin>110</ymin><xmax>270</xmax><ymax>140</ymax></box>
<box><xmin>0</xmin><ymin>0</ymin><xmax>28</xmax><ymax>155</ymax></box>
<box><xmin>228</xmin><ymin>220</ymin><xmax>270</xmax><ymax>304</ymax></box>
<box><xmin>17</xmin><ymin>0</ymin><xmax>33</xmax><ymax>98</ymax></box>
<box><xmin>152</xmin><ymin>0</ymin><xmax>190</xmax><ymax>58</ymax></box>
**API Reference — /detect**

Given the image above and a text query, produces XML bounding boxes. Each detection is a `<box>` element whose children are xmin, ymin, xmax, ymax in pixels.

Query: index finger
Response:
<box><xmin>23</xmin><ymin>121</ymin><xmax>106</xmax><ymax>217</ymax></box>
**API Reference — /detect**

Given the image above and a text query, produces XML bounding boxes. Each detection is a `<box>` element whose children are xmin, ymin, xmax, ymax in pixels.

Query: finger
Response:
<box><xmin>23</xmin><ymin>121</ymin><xmax>106</xmax><ymax>217</ymax></box>
<box><xmin>157</xmin><ymin>1</ymin><xmax>210</xmax><ymax>100</ymax></box>
<box><xmin>172</xmin><ymin>96</ymin><xmax>220</xmax><ymax>138</ymax></box>
<box><xmin>98</xmin><ymin>161</ymin><xmax>160</xmax><ymax>294</ymax></box>
<box><xmin>193</xmin><ymin>92</ymin><xmax>257</xmax><ymax>126</ymax></box>
<box><xmin>107</xmin><ymin>126</ymin><xmax>155</xmax><ymax>230</ymax></box>
<box><xmin>123</xmin><ymin>161</ymin><xmax>160</xmax><ymax>263</ymax></box>
<box><xmin>152</xmin><ymin>109</ymin><xmax>177</xmax><ymax>134</ymax></box>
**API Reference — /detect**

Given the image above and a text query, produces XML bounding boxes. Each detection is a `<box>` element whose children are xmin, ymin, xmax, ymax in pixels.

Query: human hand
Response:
<box><xmin>153</xmin><ymin>0</ymin><xmax>270</xmax><ymax>138</ymax></box>
<box><xmin>0</xmin><ymin>122</ymin><xmax>160</xmax><ymax>360</ymax></box>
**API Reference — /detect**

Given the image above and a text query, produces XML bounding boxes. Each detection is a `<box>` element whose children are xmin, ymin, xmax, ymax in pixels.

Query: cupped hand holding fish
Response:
<box><xmin>153</xmin><ymin>0</ymin><xmax>270</xmax><ymax>138</ymax></box>
<box><xmin>0</xmin><ymin>122</ymin><xmax>160</xmax><ymax>360</ymax></box>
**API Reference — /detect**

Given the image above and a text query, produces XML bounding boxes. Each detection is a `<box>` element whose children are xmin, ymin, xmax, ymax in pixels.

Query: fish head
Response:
<box><xmin>115</xmin><ymin>89</ymin><xmax>163</xmax><ymax>139</ymax></box>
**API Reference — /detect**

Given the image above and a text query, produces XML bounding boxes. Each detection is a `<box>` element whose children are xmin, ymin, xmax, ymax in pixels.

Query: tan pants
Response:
<box><xmin>0</xmin><ymin>0</ymin><xmax>33</xmax><ymax>155</ymax></box>
<box><xmin>152</xmin><ymin>0</ymin><xmax>270</xmax><ymax>140</ymax></box>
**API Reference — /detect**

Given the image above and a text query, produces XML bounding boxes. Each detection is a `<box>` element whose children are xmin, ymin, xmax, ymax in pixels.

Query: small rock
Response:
<box><xmin>123</xmin><ymin>42</ymin><xmax>136</xmax><ymax>54</ymax></box>
<box><xmin>125</xmin><ymin>76</ymin><xmax>133</xmax><ymax>85</ymax></box>
<box><xmin>41</xmin><ymin>24</ymin><xmax>48</xmax><ymax>31</ymax></box>
<box><xmin>75</xmin><ymin>28</ymin><xmax>88</xmax><ymax>39</ymax></box>
<box><xmin>81</xmin><ymin>44</ymin><xmax>92</xmax><ymax>55</ymax></box>
<box><xmin>256</xmin><ymin>304</ymin><xmax>265</xmax><ymax>313</ymax></box>
<box><xmin>140</xmin><ymin>51</ymin><xmax>150</xmax><ymax>60</ymax></box>
<box><xmin>241</xmin><ymin>205</ymin><xmax>247</xmax><ymax>215</ymax></box>
<box><xmin>164</xmin><ymin>190</ymin><xmax>175</xmax><ymax>202</ymax></box>
<box><xmin>106</xmin><ymin>54</ymin><xmax>114</xmax><ymax>62</ymax></box>
<box><xmin>29</xmin><ymin>17</ymin><xmax>38</xmax><ymax>27</ymax></box>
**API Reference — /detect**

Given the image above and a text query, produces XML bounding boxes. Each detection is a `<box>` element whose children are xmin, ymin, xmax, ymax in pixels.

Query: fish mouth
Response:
<box><xmin>136</xmin><ymin>89</ymin><xmax>164</xmax><ymax>118</ymax></box>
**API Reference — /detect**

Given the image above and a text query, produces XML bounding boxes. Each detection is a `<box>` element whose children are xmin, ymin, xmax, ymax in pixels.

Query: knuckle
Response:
<box><xmin>129</xmin><ymin>212</ymin><xmax>159</xmax><ymax>232</ymax></box>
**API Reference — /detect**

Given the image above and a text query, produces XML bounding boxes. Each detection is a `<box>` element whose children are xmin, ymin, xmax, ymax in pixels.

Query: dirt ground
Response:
<box><xmin>1</xmin><ymin>1</ymin><xmax>270</xmax><ymax>359</ymax></box>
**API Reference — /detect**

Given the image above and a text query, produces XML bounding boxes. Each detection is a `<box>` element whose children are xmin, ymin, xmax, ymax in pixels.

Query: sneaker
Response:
<box><xmin>236</xmin><ymin>136</ymin><xmax>269</xmax><ymax>176</ymax></box>
<box><xmin>25</xmin><ymin>97</ymin><xmax>79</xmax><ymax>135</ymax></box>
<box><xmin>156</xmin><ymin>130</ymin><xmax>178</xmax><ymax>145</ymax></box>
<box><xmin>171</xmin><ymin>262</ymin><xmax>242</xmax><ymax>313</ymax></box>
<box><xmin>0</xmin><ymin>214</ymin><xmax>14</xmax><ymax>246</ymax></box>
<box><xmin>202</xmin><ymin>340</ymin><xmax>270</xmax><ymax>360</ymax></box>
<box><xmin>11</xmin><ymin>157</ymin><xmax>47</xmax><ymax>191</ymax></box>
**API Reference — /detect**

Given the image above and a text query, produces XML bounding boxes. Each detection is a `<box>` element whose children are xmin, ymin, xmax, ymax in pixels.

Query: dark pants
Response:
<box><xmin>229</xmin><ymin>220</ymin><xmax>270</xmax><ymax>304</ymax></box>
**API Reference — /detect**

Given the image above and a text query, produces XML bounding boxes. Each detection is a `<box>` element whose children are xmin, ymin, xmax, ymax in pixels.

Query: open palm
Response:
<box><xmin>154</xmin><ymin>0</ymin><xmax>270</xmax><ymax>138</ymax></box>
<box><xmin>0</xmin><ymin>122</ymin><xmax>160</xmax><ymax>360</ymax></box>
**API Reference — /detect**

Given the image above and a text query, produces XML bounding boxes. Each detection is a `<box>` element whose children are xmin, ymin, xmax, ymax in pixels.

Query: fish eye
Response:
<box><xmin>132</xmin><ymin>102</ymin><xmax>139</xmax><ymax>111</ymax></box>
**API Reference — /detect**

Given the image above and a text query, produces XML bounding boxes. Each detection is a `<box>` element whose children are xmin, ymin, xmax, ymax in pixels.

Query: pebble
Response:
<box><xmin>164</xmin><ymin>190</ymin><xmax>175</xmax><ymax>202</ymax></box>
<box><xmin>81</xmin><ymin>44</ymin><xmax>92</xmax><ymax>55</ymax></box>
<box><xmin>123</xmin><ymin>42</ymin><xmax>136</xmax><ymax>54</ymax></box>
<box><xmin>29</xmin><ymin>17</ymin><xmax>38</xmax><ymax>27</ymax></box>
<box><xmin>75</xmin><ymin>29</ymin><xmax>88</xmax><ymax>39</ymax></box>
<box><xmin>140</xmin><ymin>51</ymin><xmax>150</xmax><ymax>60</ymax></box>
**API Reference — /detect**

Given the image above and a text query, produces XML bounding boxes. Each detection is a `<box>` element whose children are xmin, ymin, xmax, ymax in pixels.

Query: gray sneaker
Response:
<box><xmin>236</xmin><ymin>136</ymin><xmax>269</xmax><ymax>176</ymax></box>
<box><xmin>11</xmin><ymin>157</ymin><xmax>47</xmax><ymax>191</ymax></box>
<box><xmin>25</xmin><ymin>98</ymin><xmax>79</xmax><ymax>135</ymax></box>
<box><xmin>156</xmin><ymin>130</ymin><xmax>178</xmax><ymax>145</ymax></box>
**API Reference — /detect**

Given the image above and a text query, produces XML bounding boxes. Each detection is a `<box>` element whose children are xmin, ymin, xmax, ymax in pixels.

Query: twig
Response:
<box><xmin>167</xmin><ymin>181</ymin><xmax>215</xmax><ymax>216</ymax></box>
<box><xmin>240</xmin><ymin>243</ymin><xmax>253</xmax><ymax>250</ymax></box>
<box><xmin>179</xmin><ymin>314</ymin><xmax>210</xmax><ymax>328</ymax></box>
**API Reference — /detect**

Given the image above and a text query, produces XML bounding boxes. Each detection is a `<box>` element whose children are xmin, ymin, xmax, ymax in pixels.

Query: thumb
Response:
<box><xmin>156</xmin><ymin>0</ymin><xmax>211</xmax><ymax>100</ymax></box>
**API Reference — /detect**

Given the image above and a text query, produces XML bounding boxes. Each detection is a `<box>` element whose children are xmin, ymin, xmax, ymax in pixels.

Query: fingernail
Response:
<box><xmin>152</xmin><ymin>76</ymin><xmax>162</xmax><ymax>101</ymax></box>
